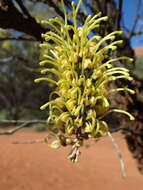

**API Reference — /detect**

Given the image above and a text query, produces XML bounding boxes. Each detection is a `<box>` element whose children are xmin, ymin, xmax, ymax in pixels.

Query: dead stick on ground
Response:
<box><xmin>108</xmin><ymin>132</ymin><xmax>126</xmax><ymax>179</ymax></box>
<box><xmin>13</xmin><ymin>138</ymin><xmax>44</xmax><ymax>144</ymax></box>
<box><xmin>12</xmin><ymin>135</ymin><xmax>54</xmax><ymax>144</ymax></box>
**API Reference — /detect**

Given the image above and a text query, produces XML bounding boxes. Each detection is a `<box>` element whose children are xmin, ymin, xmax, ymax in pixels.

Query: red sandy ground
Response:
<box><xmin>0</xmin><ymin>130</ymin><xmax>143</xmax><ymax>190</ymax></box>
<box><xmin>134</xmin><ymin>47</ymin><xmax>143</xmax><ymax>56</ymax></box>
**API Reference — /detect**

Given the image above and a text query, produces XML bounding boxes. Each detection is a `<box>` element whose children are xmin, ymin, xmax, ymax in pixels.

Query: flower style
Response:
<box><xmin>35</xmin><ymin>0</ymin><xmax>135</xmax><ymax>162</ymax></box>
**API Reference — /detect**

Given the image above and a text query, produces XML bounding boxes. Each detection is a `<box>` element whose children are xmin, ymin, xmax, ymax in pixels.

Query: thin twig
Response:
<box><xmin>0</xmin><ymin>48</ymin><xmax>38</xmax><ymax>72</ymax></box>
<box><xmin>12</xmin><ymin>133</ymin><xmax>55</xmax><ymax>144</ymax></box>
<box><xmin>128</xmin><ymin>0</ymin><xmax>142</xmax><ymax>38</ymax></box>
<box><xmin>0</xmin><ymin>37</ymin><xmax>37</xmax><ymax>41</ymax></box>
<box><xmin>0</xmin><ymin>119</ymin><xmax>45</xmax><ymax>125</ymax></box>
<box><xmin>129</xmin><ymin>30</ymin><xmax>143</xmax><ymax>37</ymax></box>
<box><xmin>110</xmin><ymin>127</ymin><xmax>143</xmax><ymax>136</ymax></box>
<box><xmin>0</xmin><ymin>120</ymin><xmax>46</xmax><ymax>135</ymax></box>
<box><xmin>115</xmin><ymin>0</ymin><xmax>123</xmax><ymax>30</ymax></box>
<box><xmin>0</xmin><ymin>57</ymin><xmax>13</xmax><ymax>62</ymax></box>
<box><xmin>13</xmin><ymin>138</ymin><xmax>44</xmax><ymax>144</ymax></box>
<box><xmin>15</xmin><ymin>0</ymin><xmax>32</xmax><ymax>19</ymax></box>
<box><xmin>108</xmin><ymin>132</ymin><xmax>126</xmax><ymax>179</ymax></box>
<box><xmin>0</xmin><ymin>122</ymin><xmax>29</xmax><ymax>135</ymax></box>
<box><xmin>110</xmin><ymin>127</ymin><xmax>126</xmax><ymax>133</ymax></box>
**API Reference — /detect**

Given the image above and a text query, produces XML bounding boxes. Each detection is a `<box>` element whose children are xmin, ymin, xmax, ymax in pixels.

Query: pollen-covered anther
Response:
<box><xmin>83</xmin><ymin>59</ymin><xmax>93</xmax><ymax>69</ymax></box>
<box><xmin>72</xmin><ymin>53</ymin><xmax>78</xmax><ymax>63</ymax></box>
<box><xmin>53</xmin><ymin>98</ymin><xmax>64</xmax><ymax>108</ymax></box>
<box><xmin>66</xmin><ymin>138</ymin><xmax>73</xmax><ymax>145</ymax></box>
<box><xmin>61</xmin><ymin>59</ymin><xmax>68</xmax><ymax>65</ymax></box>
<box><xmin>62</xmin><ymin>70</ymin><xmax>73</xmax><ymax>80</ymax></box>
<box><xmin>77</xmin><ymin>27</ymin><xmax>83</xmax><ymax>37</ymax></box>
<box><xmin>74</xmin><ymin>117</ymin><xmax>83</xmax><ymax>127</ymax></box>
<box><xmin>55</xmin><ymin>46</ymin><xmax>62</xmax><ymax>54</ymax></box>
<box><xmin>92</xmin><ymin>70</ymin><xmax>103</xmax><ymax>80</ymax></box>
<box><xmin>71</xmin><ymin>78</ymin><xmax>79</xmax><ymax>87</ymax></box>
<box><xmin>86</xmin><ymin>109</ymin><xmax>96</xmax><ymax>119</ymax></box>
<box><xmin>78</xmin><ymin>78</ymin><xmax>85</xmax><ymax>86</ymax></box>
<box><xmin>59</xmin><ymin>112</ymin><xmax>70</xmax><ymax>122</ymax></box>
<box><xmin>66</xmin><ymin>99</ymin><xmax>76</xmax><ymax>111</ymax></box>
<box><xmin>66</xmin><ymin>126</ymin><xmax>74</xmax><ymax>135</ymax></box>
<box><xmin>69</xmin><ymin>88</ymin><xmax>78</xmax><ymax>99</ymax></box>
<box><xmin>72</xmin><ymin>105</ymin><xmax>81</xmax><ymax>116</ymax></box>
<box><xmin>86</xmin><ymin>79</ymin><xmax>92</xmax><ymax>87</ymax></box>
<box><xmin>89</xmin><ymin>96</ymin><xmax>97</xmax><ymax>106</ymax></box>
<box><xmin>83</xmin><ymin>97</ymin><xmax>90</xmax><ymax>106</ymax></box>
<box><xmin>85</xmin><ymin>122</ymin><xmax>94</xmax><ymax>133</ymax></box>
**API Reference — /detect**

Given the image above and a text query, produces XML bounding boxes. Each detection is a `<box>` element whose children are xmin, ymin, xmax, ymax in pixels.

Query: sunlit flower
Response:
<box><xmin>35</xmin><ymin>0</ymin><xmax>135</xmax><ymax>162</ymax></box>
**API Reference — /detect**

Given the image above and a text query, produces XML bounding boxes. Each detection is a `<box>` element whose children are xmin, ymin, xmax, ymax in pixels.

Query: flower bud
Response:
<box><xmin>66</xmin><ymin>126</ymin><xmax>74</xmax><ymax>135</ymax></box>
<box><xmin>85</xmin><ymin>122</ymin><xmax>94</xmax><ymax>133</ymax></box>
<box><xmin>66</xmin><ymin>138</ymin><xmax>73</xmax><ymax>145</ymax></box>
<box><xmin>59</xmin><ymin>112</ymin><xmax>70</xmax><ymax>122</ymax></box>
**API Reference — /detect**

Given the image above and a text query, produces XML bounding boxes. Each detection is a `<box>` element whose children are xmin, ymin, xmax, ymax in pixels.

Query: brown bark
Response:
<box><xmin>0</xmin><ymin>0</ymin><xmax>47</xmax><ymax>41</ymax></box>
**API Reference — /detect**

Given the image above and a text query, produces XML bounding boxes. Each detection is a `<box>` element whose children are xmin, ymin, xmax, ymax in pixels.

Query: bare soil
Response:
<box><xmin>0</xmin><ymin>130</ymin><xmax>142</xmax><ymax>190</ymax></box>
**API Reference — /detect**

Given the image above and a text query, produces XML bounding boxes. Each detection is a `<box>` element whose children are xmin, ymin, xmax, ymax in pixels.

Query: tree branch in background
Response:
<box><xmin>45</xmin><ymin>0</ymin><xmax>65</xmax><ymax>20</ymax></box>
<box><xmin>13</xmin><ymin>138</ymin><xmax>44</xmax><ymax>144</ymax></box>
<box><xmin>0</xmin><ymin>120</ymin><xmax>46</xmax><ymax>135</ymax></box>
<box><xmin>0</xmin><ymin>48</ymin><xmax>38</xmax><ymax>72</ymax></box>
<box><xmin>92</xmin><ymin>0</ymin><xmax>103</xmax><ymax>13</ymax></box>
<box><xmin>15</xmin><ymin>0</ymin><xmax>32</xmax><ymax>19</ymax></box>
<box><xmin>128</xmin><ymin>0</ymin><xmax>142</xmax><ymax>39</ymax></box>
<box><xmin>28</xmin><ymin>0</ymin><xmax>66</xmax><ymax>20</ymax></box>
<box><xmin>0</xmin><ymin>0</ymin><xmax>47</xmax><ymax>41</ymax></box>
<box><xmin>27</xmin><ymin>0</ymin><xmax>85</xmax><ymax>25</ymax></box>
<box><xmin>0</xmin><ymin>37</ymin><xmax>37</xmax><ymax>42</ymax></box>
<box><xmin>129</xmin><ymin>30</ymin><xmax>143</xmax><ymax>37</ymax></box>
<box><xmin>128</xmin><ymin>16</ymin><xmax>141</xmax><ymax>39</ymax></box>
<box><xmin>108</xmin><ymin>132</ymin><xmax>126</xmax><ymax>179</ymax></box>
<box><xmin>115</xmin><ymin>0</ymin><xmax>123</xmax><ymax>30</ymax></box>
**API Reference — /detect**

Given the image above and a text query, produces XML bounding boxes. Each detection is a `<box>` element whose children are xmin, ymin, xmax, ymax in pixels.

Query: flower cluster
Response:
<box><xmin>35</xmin><ymin>0</ymin><xmax>135</xmax><ymax>162</ymax></box>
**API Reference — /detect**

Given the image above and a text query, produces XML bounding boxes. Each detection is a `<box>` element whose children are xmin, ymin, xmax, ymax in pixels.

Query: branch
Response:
<box><xmin>46</xmin><ymin>0</ymin><xmax>65</xmax><ymax>19</ymax></box>
<box><xmin>27</xmin><ymin>0</ymin><xmax>79</xmax><ymax>25</ymax></box>
<box><xmin>26</xmin><ymin>0</ymin><xmax>66</xmax><ymax>21</ymax></box>
<box><xmin>1</xmin><ymin>48</ymin><xmax>38</xmax><ymax>72</ymax></box>
<box><xmin>82</xmin><ymin>0</ymin><xmax>97</xmax><ymax>13</ymax></box>
<box><xmin>121</xmin><ymin>25</ymin><xmax>130</xmax><ymax>33</ymax></box>
<box><xmin>0</xmin><ymin>57</ymin><xmax>12</xmax><ymax>62</ymax></box>
<box><xmin>0</xmin><ymin>119</ymin><xmax>45</xmax><ymax>125</ymax></box>
<box><xmin>128</xmin><ymin>0</ymin><xmax>142</xmax><ymax>38</ymax></box>
<box><xmin>15</xmin><ymin>0</ymin><xmax>32</xmax><ymax>18</ymax></box>
<box><xmin>0</xmin><ymin>122</ymin><xmax>31</xmax><ymax>135</ymax></box>
<box><xmin>0</xmin><ymin>120</ymin><xmax>46</xmax><ymax>135</ymax></box>
<box><xmin>115</xmin><ymin>0</ymin><xmax>123</xmax><ymax>30</ymax></box>
<box><xmin>0</xmin><ymin>37</ymin><xmax>37</xmax><ymax>42</ymax></box>
<box><xmin>108</xmin><ymin>132</ymin><xmax>126</xmax><ymax>179</ymax></box>
<box><xmin>128</xmin><ymin>30</ymin><xmax>143</xmax><ymax>37</ymax></box>
<box><xmin>0</xmin><ymin>0</ymin><xmax>47</xmax><ymax>41</ymax></box>
<box><xmin>92</xmin><ymin>0</ymin><xmax>104</xmax><ymax>13</ymax></box>
<box><xmin>13</xmin><ymin>138</ymin><xmax>44</xmax><ymax>144</ymax></box>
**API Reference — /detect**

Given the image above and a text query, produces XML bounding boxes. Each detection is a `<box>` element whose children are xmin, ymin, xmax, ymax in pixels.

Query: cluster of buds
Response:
<box><xmin>35</xmin><ymin>0</ymin><xmax>135</xmax><ymax>162</ymax></box>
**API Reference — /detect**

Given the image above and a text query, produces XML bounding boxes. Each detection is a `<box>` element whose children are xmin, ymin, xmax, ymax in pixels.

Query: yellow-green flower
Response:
<box><xmin>35</xmin><ymin>0</ymin><xmax>135</xmax><ymax>162</ymax></box>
